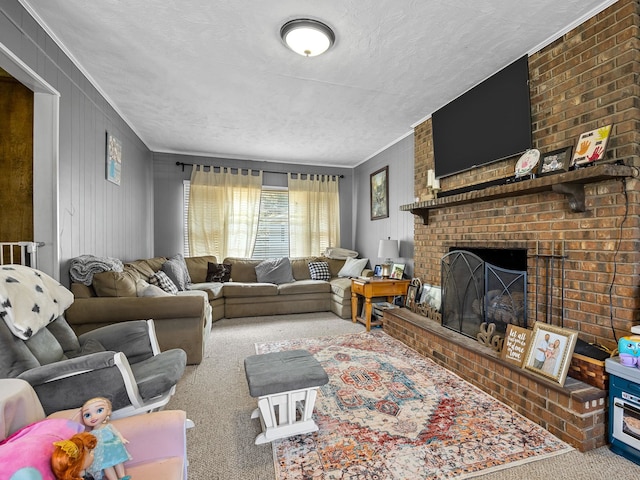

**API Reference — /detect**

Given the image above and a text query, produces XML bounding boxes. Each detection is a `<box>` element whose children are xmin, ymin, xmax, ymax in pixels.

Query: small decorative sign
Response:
<box><xmin>501</xmin><ymin>325</ymin><xmax>531</xmax><ymax>367</ymax></box>
<box><xmin>571</xmin><ymin>124</ymin><xmax>612</xmax><ymax>167</ymax></box>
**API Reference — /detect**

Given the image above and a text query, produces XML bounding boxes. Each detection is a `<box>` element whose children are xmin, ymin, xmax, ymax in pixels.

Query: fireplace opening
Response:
<box><xmin>441</xmin><ymin>249</ymin><xmax>527</xmax><ymax>340</ymax></box>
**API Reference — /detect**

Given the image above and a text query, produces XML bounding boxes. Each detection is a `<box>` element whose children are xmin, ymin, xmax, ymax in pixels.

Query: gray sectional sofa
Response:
<box><xmin>66</xmin><ymin>254</ymin><xmax>370</xmax><ymax>364</ymax></box>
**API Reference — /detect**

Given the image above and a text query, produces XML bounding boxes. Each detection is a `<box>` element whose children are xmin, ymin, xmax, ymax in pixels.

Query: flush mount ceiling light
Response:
<box><xmin>280</xmin><ymin>18</ymin><xmax>335</xmax><ymax>57</ymax></box>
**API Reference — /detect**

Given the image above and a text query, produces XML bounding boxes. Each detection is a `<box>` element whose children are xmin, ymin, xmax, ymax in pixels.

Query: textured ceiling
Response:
<box><xmin>21</xmin><ymin>0</ymin><xmax>615</xmax><ymax>167</ymax></box>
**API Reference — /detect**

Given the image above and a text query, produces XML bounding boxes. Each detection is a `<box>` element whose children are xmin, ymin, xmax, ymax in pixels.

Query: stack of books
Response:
<box><xmin>372</xmin><ymin>301</ymin><xmax>396</xmax><ymax>321</ymax></box>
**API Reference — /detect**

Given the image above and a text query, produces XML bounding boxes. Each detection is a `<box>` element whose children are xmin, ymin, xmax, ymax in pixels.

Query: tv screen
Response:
<box><xmin>432</xmin><ymin>55</ymin><xmax>532</xmax><ymax>178</ymax></box>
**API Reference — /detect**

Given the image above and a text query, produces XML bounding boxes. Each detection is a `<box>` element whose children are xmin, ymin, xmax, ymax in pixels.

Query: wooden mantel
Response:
<box><xmin>401</xmin><ymin>163</ymin><xmax>637</xmax><ymax>224</ymax></box>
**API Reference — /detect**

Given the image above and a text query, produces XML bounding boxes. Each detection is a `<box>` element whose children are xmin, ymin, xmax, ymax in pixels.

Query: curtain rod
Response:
<box><xmin>175</xmin><ymin>161</ymin><xmax>344</xmax><ymax>178</ymax></box>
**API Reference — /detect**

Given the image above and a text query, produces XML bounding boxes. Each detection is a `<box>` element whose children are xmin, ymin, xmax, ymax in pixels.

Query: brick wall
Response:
<box><xmin>384</xmin><ymin>309</ymin><xmax>608</xmax><ymax>452</ymax></box>
<box><xmin>412</xmin><ymin>0</ymin><xmax>640</xmax><ymax>351</ymax></box>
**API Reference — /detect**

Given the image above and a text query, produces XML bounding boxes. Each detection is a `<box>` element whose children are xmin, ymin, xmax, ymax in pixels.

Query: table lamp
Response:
<box><xmin>378</xmin><ymin>238</ymin><xmax>399</xmax><ymax>278</ymax></box>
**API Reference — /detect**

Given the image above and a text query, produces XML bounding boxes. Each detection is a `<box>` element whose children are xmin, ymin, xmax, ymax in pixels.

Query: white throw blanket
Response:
<box><xmin>69</xmin><ymin>254</ymin><xmax>124</xmax><ymax>285</ymax></box>
<box><xmin>0</xmin><ymin>265</ymin><xmax>74</xmax><ymax>340</ymax></box>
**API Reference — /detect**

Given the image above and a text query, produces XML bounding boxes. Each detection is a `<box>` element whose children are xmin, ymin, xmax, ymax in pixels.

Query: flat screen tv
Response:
<box><xmin>432</xmin><ymin>55</ymin><xmax>532</xmax><ymax>178</ymax></box>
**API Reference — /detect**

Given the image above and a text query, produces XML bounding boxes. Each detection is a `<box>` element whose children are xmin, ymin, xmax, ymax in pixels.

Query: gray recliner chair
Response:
<box><xmin>0</xmin><ymin>315</ymin><xmax>187</xmax><ymax>417</ymax></box>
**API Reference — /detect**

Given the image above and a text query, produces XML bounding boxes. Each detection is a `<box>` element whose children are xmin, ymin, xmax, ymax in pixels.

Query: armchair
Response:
<box><xmin>0</xmin><ymin>315</ymin><xmax>187</xmax><ymax>417</ymax></box>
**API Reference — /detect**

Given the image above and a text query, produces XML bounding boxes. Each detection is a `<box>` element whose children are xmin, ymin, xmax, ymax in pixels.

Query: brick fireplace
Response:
<box><xmin>386</xmin><ymin>0</ymin><xmax>640</xmax><ymax>452</ymax></box>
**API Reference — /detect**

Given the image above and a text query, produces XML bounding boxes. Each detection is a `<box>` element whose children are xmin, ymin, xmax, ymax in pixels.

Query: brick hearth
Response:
<box><xmin>384</xmin><ymin>308</ymin><xmax>607</xmax><ymax>452</ymax></box>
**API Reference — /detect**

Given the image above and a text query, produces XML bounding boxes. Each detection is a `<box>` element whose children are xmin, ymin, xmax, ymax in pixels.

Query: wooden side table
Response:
<box><xmin>351</xmin><ymin>278</ymin><xmax>410</xmax><ymax>331</ymax></box>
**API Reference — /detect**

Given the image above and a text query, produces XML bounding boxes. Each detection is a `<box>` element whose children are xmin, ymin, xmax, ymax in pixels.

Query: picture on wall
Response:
<box><xmin>571</xmin><ymin>124</ymin><xmax>613</xmax><ymax>167</ymax></box>
<box><xmin>523</xmin><ymin>322</ymin><xmax>578</xmax><ymax>386</ymax></box>
<box><xmin>538</xmin><ymin>146</ymin><xmax>573</xmax><ymax>176</ymax></box>
<box><xmin>370</xmin><ymin>166</ymin><xmax>389</xmax><ymax>220</ymax></box>
<box><xmin>106</xmin><ymin>131</ymin><xmax>122</xmax><ymax>185</ymax></box>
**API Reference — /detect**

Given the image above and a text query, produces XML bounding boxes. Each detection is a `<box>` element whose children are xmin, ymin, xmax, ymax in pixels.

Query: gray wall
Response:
<box><xmin>354</xmin><ymin>134</ymin><xmax>415</xmax><ymax>277</ymax></box>
<box><xmin>153</xmin><ymin>153</ymin><xmax>354</xmax><ymax>258</ymax></box>
<box><xmin>1</xmin><ymin>1</ymin><xmax>155</xmax><ymax>285</ymax></box>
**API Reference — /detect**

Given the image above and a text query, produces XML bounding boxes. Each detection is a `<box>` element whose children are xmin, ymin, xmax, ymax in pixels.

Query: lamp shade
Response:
<box><xmin>378</xmin><ymin>239</ymin><xmax>399</xmax><ymax>260</ymax></box>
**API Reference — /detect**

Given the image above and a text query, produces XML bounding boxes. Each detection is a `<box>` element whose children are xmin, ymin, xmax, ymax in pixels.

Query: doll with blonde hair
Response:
<box><xmin>51</xmin><ymin>432</ymin><xmax>98</xmax><ymax>480</ymax></box>
<box><xmin>80</xmin><ymin>397</ymin><xmax>132</xmax><ymax>480</ymax></box>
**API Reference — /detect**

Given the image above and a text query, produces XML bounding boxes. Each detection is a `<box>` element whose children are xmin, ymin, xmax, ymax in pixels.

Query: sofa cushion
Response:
<box><xmin>255</xmin><ymin>258</ymin><xmax>295</xmax><ymax>284</ymax></box>
<box><xmin>92</xmin><ymin>270</ymin><xmax>139</xmax><ymax>297</ymax></box>
<box><xmin>337</xmin><ymin>257</ymin><xmax>369</xmax><ymax>278</ymax></box>
<box><xmin>124</xmin><ymin>259</ymin><xmax>157</xmax><ymax>279</ymax></box>
<box><xmin>142</xmin><ymin>256</ymin><xmax>169</xmax><ymax>273</ymax></box>
<box><xmin>308</xmin><ymin>261</ymin><xmax>331</xmax><ymax>281</ymax></box>
<box><xmin>149</xmin><ymin>271</ymin><xmax>179</xmax><ymax>294</ymax></box>
<box><xmin>222</xmin><ymin>282</ymin><xmax>278</xmax><ymax>297</ymax></box>
<box><xmin>278</xmin><ymin>279</ymin><xmax>331</xmax><ymax>295</ymax></box>
<box><xmin>323</xmin><ymin>257</ymin><xmax>347</xmax><ymax>277</ymax></box>
<box><xmin>185</xmin><ymin>255</ymin><xmax>217</xmax><ymax>283</ymax></box>
<box><xmin>329</xmin><ymin>277</ymin><xmax>352</xmax><ymax>298</ymax></box>
<box><xmin>223</xmin><ymin>258</ymin><xmax>260</xmax><ymax>283</ymax></box>
<box><xmin>290</xmin><ymin>257</ymin><xmax>319</xmax><ymax>280</ymax></box>
<box><xmin>189</xmin><ymin>282</ymin><xmax>224</xmax><ymax>301</ymax></box>
<box><xmin>161</xmin><ymin>254</ymin><xmax>192</xmax><ymax>291</ymax></box>
<box><xmin>206</xmin><ymin>262</ymin><xmax>232</xmax><ymax>282</ymax></box>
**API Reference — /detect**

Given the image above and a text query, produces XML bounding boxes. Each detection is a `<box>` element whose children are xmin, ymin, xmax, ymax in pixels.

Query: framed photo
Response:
<box><xmin>106</xmin><ymin>131</ymin><xmax>122</xmax><ymax>185</ymax></box>
<box><xmin>405</xmin><ymin>284</ymin><xmax>418</xmax><ymax>308</ymax></box>
<box><xmin>538</xmin><ymin>146</ymin><xmax>573</xmax><ymax>176</ymax></box>
<box><xmin>524</xmin><ymin>322</ymin><xmax>578</xmax><ymax>386</ymax></box>
<box><xmin>390</xmin><ymin>263</ymin><xmax>405</xmax><ymax>279</ymax></box>
<box><xmin>571</xmin><ymin>124</ymin><xmax>613</xmax><ymax>168</ymax></box>
<box><xmin>373</xmin><ymin>265</ymin><xmax>382</xmax><ymax>277</ymax></box>
<box><xmin>370</xmin><ymin>166</ymin><xmax>389</xmax><ymax>220</ymax></box>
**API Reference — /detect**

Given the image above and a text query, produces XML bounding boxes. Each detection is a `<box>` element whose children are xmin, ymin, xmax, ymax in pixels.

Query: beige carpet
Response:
<box><xmin>166</xmin><ymin>312</ymin><xmax>640</xmax><ymax>479</ymax></box>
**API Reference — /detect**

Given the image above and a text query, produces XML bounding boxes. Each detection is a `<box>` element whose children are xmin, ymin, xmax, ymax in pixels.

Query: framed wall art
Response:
<box><xmin>571</xmin><ymin>124</ymin><xmax>613</xmax><ymax>168</ymax></box>
<box><xmin>106</xmin><ymin>131</ymin><xmax>122</xmax><ymax>185</ymax></box>
<box><xmin>523</xmin><ymin>322</ymin><xmax>578</xmax><ymax>386</ymax></box>
<box><xmin>538</xmin><ymin>146</ymin><xmax>573</xmax><ymax>176</ymax></box>
<box><xmin>370</xmin><ymin>166</ymin><xmax>389</xmax><ymax>220</ymax></box>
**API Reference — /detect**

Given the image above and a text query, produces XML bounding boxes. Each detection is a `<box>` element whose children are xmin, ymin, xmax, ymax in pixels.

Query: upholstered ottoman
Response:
<box><xmin>244</xmin><ymin>349</ymin><xmax>329</xmax><ymax>445</ymax></box>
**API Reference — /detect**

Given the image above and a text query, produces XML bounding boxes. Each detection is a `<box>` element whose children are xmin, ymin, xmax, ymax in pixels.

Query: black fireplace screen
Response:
<box><xmin>441</xmin><ymin>250</ymin><xmax>527</xmax><ymax>339</ymax></box>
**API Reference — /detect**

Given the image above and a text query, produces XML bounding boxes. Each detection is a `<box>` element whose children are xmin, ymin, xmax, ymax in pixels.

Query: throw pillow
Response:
<box><xmin>148</xmin><ymin>271</ymin><xmax>179</xmax><ymax>294</ymax></box>
<box><xmin>206</xmin><ymin>262</ymin><xmax>232</xmax><ymax>282</ymax></box>
<box><xmin>135</xmin><ymin>278</ymin><xmax>172</xmax><ymax>297</ymax></box>
<box><xmin>308</xmin><ymin>261</ymin><xmax>331</xmax><ymax>281</ymax></box>
<box><xmin>255</xmin><ymin>257</ymin><xmax>295</xmax><ymax>284</ymax></box>
<box><xmin>337</xmin><ymin>257</ymin><xmax>368</xmax><ymax>278</ymax></box>
<box><xmin>161</xmin><ymin>254</ymin><xmax>192</xmax><ymax>291</ymax></box>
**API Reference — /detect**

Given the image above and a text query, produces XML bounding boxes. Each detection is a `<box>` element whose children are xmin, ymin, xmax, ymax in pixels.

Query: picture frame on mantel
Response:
<box><xmin>523</xmin><ymin>322</ymin><xmax>578</xmax><ymax>386</ymax></box>
<box><xmin>106</xmin><ymin>131</ymin><xmax>122</xmax><ymax>186</ymax></box>
<box><xmin>571</xmin><ymin>124</ymin><xmax>613</xmax><ymax>168</ymax></box>
<box><xmin>370</xmin><ymin>166</ymin><xmax>389</xmax><ymax>220</ymax></box>
<box><xmin>538</xmin><ymin>146</ymin><xmax>573</xmax><ymax>176</ymax></box>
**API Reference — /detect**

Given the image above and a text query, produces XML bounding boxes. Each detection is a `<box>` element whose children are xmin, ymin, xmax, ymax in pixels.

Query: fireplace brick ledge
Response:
<box><xmin>383</xmin><ymin>308</ymin><xmax>607</xmax><ymax>452</ymax></box>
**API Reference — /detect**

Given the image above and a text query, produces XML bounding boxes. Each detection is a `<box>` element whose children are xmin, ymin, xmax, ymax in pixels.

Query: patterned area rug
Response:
<box><xmin>256</xmin><ymin>330</ymin><xmax>573</xmax><ymax>479</ymax></box>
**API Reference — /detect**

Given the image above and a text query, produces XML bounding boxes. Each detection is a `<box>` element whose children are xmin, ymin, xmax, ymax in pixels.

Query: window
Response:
<box><xmin>252</xmin><ymin>187</ymin><xmax>289</xmax><ymax>259</ymax></box>
<box><xmin>184</xmin><ymin>183</ymin><xmax>290</xmax><ymax>259</ymax></box>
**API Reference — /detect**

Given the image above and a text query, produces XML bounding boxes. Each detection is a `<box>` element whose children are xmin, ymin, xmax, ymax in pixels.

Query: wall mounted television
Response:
<box><xmin>432</xmin><ymin>55</ymin><xmax>532</xmax><ymax>178</ymax></box>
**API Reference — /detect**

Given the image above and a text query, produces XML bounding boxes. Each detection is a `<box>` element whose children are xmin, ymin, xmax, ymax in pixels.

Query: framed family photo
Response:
<box><xmin>370</xmin><ymin>166</ymin><xmax>389</xmax><ymax>220</ymax></box>
<box><xmin>524</xmin><ymin>322</ymin><xmax>578</xmax><ymax>386</ymax></box>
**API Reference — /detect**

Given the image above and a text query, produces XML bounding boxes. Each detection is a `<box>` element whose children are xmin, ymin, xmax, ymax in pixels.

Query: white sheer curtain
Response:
<box><xmin>288</xmin><ymin>173</ymin><xmax>340</xmax><ymax>257</ymax></box>
<box><xmin>188</xmin><ymin>165</ymin><xmax>263</xmax><ymax>259</ymax></box>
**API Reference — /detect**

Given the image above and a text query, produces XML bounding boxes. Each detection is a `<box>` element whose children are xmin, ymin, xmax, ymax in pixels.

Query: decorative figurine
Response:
<box><xmin>80</xmin><ymin>397</ymin><xmax>132</xmax><ymax>480</ymax></box>
<box><xmin>51</xmin><ymin>432</ymin><xmax>98</xmax><ymax>480</ymax></box>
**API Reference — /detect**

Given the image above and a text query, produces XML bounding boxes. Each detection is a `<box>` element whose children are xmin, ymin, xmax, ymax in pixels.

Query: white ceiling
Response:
<box><xmin>21</xmin><ymin>0</ymin><xmax>615</xmax><ymax>168</ymax></box>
